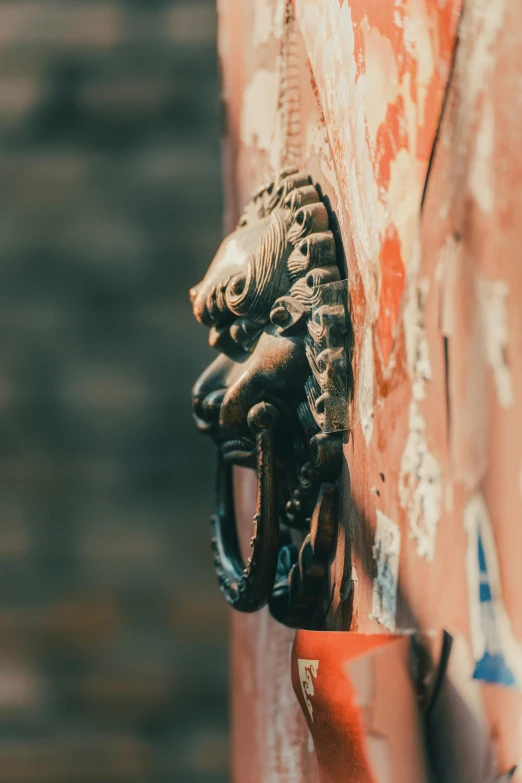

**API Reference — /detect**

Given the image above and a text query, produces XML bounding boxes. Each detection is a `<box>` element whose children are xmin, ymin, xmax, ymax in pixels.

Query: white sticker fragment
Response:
<box><xmin>403</xmin><ymin>273</ymin><xmax>431</xmax><ymax>402</ymax></box>
<box><xmin>477</xmin><ymin>277</ymin><xmax>514</xmax><ymax>410</ymax></box>
<box><xmin>358</xmin><ymin>325</ymin><xmax>374</xmax><ymax>445</ymax></box>
<box><xmin>400</xmin><ymin>261</ymin><xmax>442</xmax><ymax>560</ymax></box>
<box><xmin>399</xmin><ymin>401</ymin><xmax>443</xmax><ymax>561</ymax></box>
<box><xmin>465</xmin><ymin>492</ymin><xmax>522</xmax><ymax>688</ymax></box>
<box><xmin>297</xmin><ymin>659</ymin><xmax>319</xmax><ymax>722</ymax></box>
<box><xmin>370</xmin><ymin>510</ymin><xmax>401</xmax><ymax>631</ymax></box>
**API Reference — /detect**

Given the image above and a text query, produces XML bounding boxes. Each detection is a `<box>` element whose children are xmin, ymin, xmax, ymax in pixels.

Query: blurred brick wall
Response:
<box><xmin>0</xmin><ymin>1</ymin><xmax>228</xmax><ymax>781</ymax></box>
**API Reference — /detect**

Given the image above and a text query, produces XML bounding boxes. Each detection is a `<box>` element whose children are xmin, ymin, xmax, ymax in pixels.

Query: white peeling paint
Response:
<box><xmin>253</xmin><ymin>0</ymin><xmax>286</xmax><ymax>48</ymax></box>
<box><xmin>404</xmin><ymin>0</ymin><xmax>435</xmax><ymax>124</ymax></box>
<box><xmin>253</xmin><ymin>0</ymin><xmax>275</xmax><ymax>48</ymax></box>
<box><xmin>370</xmin><ymin>510</ymin><xmax>401</xmax><ymax>631</ymax></box>
<box><xmin>297</xmin><ymin>659</ymin><xmax>319</xmax><ymax>722</ymax></box>
<box><xmin>296</xmin><ymin>0</ymin><xmax>382</xmax><ymax>318</ymax></box>
<box><xmin>469</xmin><ymin>100</ymin><xmax>495</xmax><ymax>214</ymax></box>
<box><xmin>387</xmin><ymin>145</ymin><xmax>420</xmax><ymax>274</ymax></box>
<box><xmin>241</xmin><ymin>66</ymin><xmax>281</xmax><ymax>164</ymax></box>
<box><xmin>464</xmin><ymin>492</ymin><xmax>522</xmax><ymax>686</ymax></box>
<box><xmin>477</xmin><ymin>276</ymin><xmax>514</xmax><ymax>409</ymax></box>
<box><xmin>295</xmin><ymin>0</ymin><xmax>442</xmax><ymax>326</ymax></box>
<box><xmin>399</xmin><ymin>401</ymin><xmax>443</xmax><ymax>561</ymax></box>
<box><xmin>273</xmin><ymin>0</ymin><xmax>288</xmax><ymax>42</ymax></box>
<box><xmin>401</xmin><ymin>243</ymin><xmax>442</xmax><ymax>559</ymax></box>
<box><xmin>305</xmin><ymin>115</ymin><xmax>328</xmax><ymax>161</ymax></box>
<box><xmin>358</xmin><ymin>325</ymin><xmax>374</xmax><ymax>445</ymax></box>
<box><xmin>403</xmin><ymin>274</ymin><xmax>432</xmax><ymax>402</ymax></box>
<box><xmin>362</xmin><ymin>24</ymin><xmax>398</xmax><ymax>144</ymax></box>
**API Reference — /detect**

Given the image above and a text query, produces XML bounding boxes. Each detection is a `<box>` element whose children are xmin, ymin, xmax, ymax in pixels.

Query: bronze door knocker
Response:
<box><xmin>191</xmin><ymin>167</ymin><xmax>353</xmax><ymax>629</ymax></box>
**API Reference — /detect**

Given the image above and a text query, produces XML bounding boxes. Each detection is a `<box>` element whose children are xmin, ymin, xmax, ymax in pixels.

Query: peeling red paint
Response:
<box><xmin>377</xmin><ymin>227</ymin><xmax>405</xmax><ymax>366</ymax></box>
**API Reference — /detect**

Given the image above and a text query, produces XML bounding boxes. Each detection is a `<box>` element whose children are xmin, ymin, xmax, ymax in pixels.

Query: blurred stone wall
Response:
<box><xmin>0</xmin><ymin>1</ymin><xmax>227</xmax><ymax>781</ymax></box>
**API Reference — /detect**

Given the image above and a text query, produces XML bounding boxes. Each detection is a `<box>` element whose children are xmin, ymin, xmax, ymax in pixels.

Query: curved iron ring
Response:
<box><xmin>211</xmin><ymin>402</ymin><xmax>280</xmax><ymax>612</ymax></box>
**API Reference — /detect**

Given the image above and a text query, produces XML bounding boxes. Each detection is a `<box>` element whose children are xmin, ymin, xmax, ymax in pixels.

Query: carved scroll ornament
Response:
<box><xmin>190</xmin><ymin>167</ymin><xmax>353</xmax><ymax>629</ymax></box>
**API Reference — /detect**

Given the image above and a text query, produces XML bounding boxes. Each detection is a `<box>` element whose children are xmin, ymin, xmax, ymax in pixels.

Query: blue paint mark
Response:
<box><xmin>473</xmin><ymin>652</ymin><xmax>517</xmax><ymax>687</ymax></box>
<box><xmin>477</xmin><ymin>534</ymin><xmax>487</xmax><ymax>571</ymax></box>
<box><xmin>472</xmin><ymin>532</ymin><xmax>518</xmax><ymax>687</ymax></box>
<box><xmin>478</xmin><ymin>537</ymin><xmax>493</xmax><ymax>602</ymax></box>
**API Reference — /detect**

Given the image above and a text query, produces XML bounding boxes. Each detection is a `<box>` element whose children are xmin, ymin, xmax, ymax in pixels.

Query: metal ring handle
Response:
<box><xmin>211</xmin><ymin>402</ymin><xmax>280</xmax><ymax>612</ymax></box>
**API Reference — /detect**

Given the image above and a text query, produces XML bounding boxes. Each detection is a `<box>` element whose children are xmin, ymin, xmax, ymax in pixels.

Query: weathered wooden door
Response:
<box><xmin>192</xmin><ymin>0</ymin><xmax>522</xmax><ymax>780</ymax></box>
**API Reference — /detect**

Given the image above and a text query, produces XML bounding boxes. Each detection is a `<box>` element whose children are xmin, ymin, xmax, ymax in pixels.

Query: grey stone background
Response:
<box><xmin>0</xmin><ymin>1</ymin><xmax>228</xmax><ymax>781</ymax></box>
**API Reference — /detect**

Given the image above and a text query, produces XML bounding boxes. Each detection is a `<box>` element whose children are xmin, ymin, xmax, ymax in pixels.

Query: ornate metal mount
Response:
<box><xmin>191</xmin><ymin>166</ymin><xmax>353</xmax><ymax>629</ymax></box>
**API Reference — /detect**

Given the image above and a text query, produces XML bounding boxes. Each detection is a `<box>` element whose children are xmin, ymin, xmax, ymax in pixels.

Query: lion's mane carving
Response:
<box><xmin>194</xmin><ymin>165</ymin><xmax>353</xmax><ymax>433</ymax></box>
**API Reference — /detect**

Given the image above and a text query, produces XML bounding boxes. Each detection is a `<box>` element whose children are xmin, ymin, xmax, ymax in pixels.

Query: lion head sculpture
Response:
<box><xmin>191</xmin><ymin>166</ymin><xmax>353</xmax><ymax>628</ymax></box>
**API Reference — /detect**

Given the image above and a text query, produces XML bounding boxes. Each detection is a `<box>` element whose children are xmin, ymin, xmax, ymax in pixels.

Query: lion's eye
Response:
<box><xmin>229</xmin><ymin>275</ymin><xmax>246</xmax><ymax>296</ymax></box>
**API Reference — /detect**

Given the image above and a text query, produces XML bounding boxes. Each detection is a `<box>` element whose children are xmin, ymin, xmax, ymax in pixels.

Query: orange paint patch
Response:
<box><xmin>374</xmin><ymin>94</ymin><xmax>409</xmax><ymax>188</ymax></box>
<box><xmin>292</xmin><ymin>631</ymin><xmax>430</xmax><ymax>783</ymax></box>
<box><xmin>377</xmin><ymin>228</ymin><xmax>405</xmax><ymax>366</ymax></box>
